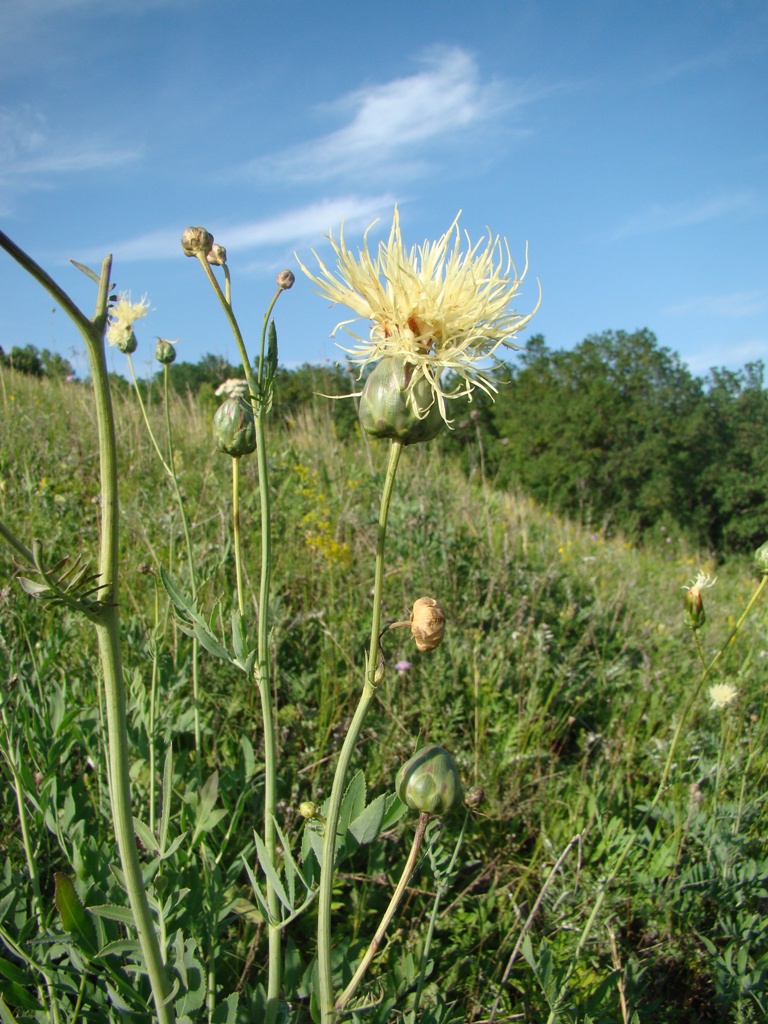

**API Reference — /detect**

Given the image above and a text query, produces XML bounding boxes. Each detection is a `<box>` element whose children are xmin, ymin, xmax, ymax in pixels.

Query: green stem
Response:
<box><xmin>162</xmin><ymin>366</ymin><xmax>201</xmax><ymax>769</ymax></box>
<box><xmin>149</xmin><ymin>573</ymin><xmax>161</xmax><ymax>834</ymax></box>
<box><xmin>232</xmin><ymin>457</ymin><xmax>245</xmax><ymax>617</ymax></box>
<box><xmin>317</xmin><ymin>439</ymin><xmax>404</xmax><ymax>1022</ymax></box>
<box><xmin>0</xmin><ymin>233</ymin><xmax>175</xmax><ymax>1023</ymax></box>
<box><xmin>335</xmin><ymin>812</ymin><xmax>430</xmax><ymax>1012</ymax></box>
<box><xmin>194</xmin><ymin>252</ymin><xmax>284</xmax><ymax>1021</ymax></box>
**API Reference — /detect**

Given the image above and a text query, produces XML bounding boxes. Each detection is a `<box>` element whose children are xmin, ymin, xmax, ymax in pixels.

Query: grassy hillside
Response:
<box><xmin>1</xmin><ymin>365</ymin><xmax>767</xmax><ymax>1023</ymax></box>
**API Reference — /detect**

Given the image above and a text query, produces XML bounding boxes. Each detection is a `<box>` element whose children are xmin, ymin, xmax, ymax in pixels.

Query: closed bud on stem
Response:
<box><xmin>359</xmin><ymin>357</ymin><xmax>445</xmax><ymax>445</ymax></box>
<box><xmin>155</xmin><ymin>338</ymin><xmax>177</xmax><ymax>365</ymax></box>
<box><xmin>755</xmin><ymin>540</ymin><xmax>768</xmax><ymax>575</ymax></box>
<box><xmin>207</xmin><ymin>243</ymin><xmax>227</xmax><ymax>266</ymax></box>
<box><xmin>683</xmin><ymin>586</ymin><xmax>705</xmax><ymax>629</ymax></box>
<box><xmin>465</xmin><ymin>785</ymin><xmax>485</xmax><ymax>808</ymax></box>
<box><xmin>396</xmin><ymin>744</ymin><xmax>463</xmax><ymax>815</ymax></box>
<box><xmin>213</xmin><ymin>397</ymin><xmax>257</xmax><ymax>457</ymax></box>
<box><xmin>115</xmin><ymin>330</ymin><xmax>138</xmax><ymax>355</ymax></box>
<box><xmin>410</xmin><ymin>596</ymin><xmax>446</xmax><ymax>652</ymax></box>
<box><xmin>181</xmin><ymin>226</ymin><xmax>214</xmax><ymax>258</ymax></box>
<box><xmin>682</xmin><ymin>571</ymin><xmax>715</xmax><ymax>631</ymax></box>
<box><xmin>299</xmin><ymin>801</ymin><xmax>320</xmax><ymax>820</ymax></box>
<box><xmin>276</xmin><ymin>269</ymin><xmax>295</xmax><ymax>290</ymax></box>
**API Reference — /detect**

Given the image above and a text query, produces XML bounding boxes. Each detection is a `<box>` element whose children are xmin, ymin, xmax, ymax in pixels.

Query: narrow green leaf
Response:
<box><xmin>0</xmin><ymin>983</ymin><xmax>41</xmax><ymax>1013</ymax></box>
<box><xmin>0</xmin><ymin>993</ymin><xmax>21</xmax><ymax>1024</ymax></box>
<box><xmin>0</xmin><ymin>959</ymin><xmax>31</xmax><ymax>987</ymax></box>
<box><xmin>241</xmin><ymin>858</ymin><xmax>278</xmax><ymax>926</ymax></box>
<box><xmin>133</xmin><ymin>817</ymin><xmax>160</xmax><ymax>854</ymax></box>
<box><xmin>17</xmin><ymin>577</ymin><xmax>49</xmax><ymax>597</ymax></box>
<box><xmin>69</xmin><ymin>259</ymin><xmax>100</xmax><ymax>283</ymax></box>
<box><xmin>96</xmin><ymin>939</ymin><xmax>141</xmax><ymax>958</ymax></box>
<box><xmin>89</xmin><ymin>904</ymin><xmax>136</xmax><ymax>925</ymax></box>
<box><xmin>54</xmin><ymin>873</ymin><xmax>96</xmax><ymax>949</ymax></box>
<box><xmin>253</xmin><ymin>832</ymin><xmax>292</xmax><ymax>912</ymax></box>
<box><xmin>160</xmin><ymin>744</ymin><xmax>173</xmax><ymax>854</ymax></box>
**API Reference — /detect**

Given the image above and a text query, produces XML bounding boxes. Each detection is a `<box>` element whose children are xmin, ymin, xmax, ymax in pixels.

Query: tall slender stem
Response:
<box><xmin>162</xmin><ymin>367</ymin><xmax>201</xmax><ymax>768</ymax></box>
<box><xmin>194</xmin><ymin>251</ymin><xmax>284</xmax><ymax>1021</ymax></box>
<box><xmin>232</xmin><ymin>458</ymin><xmax>245</xmax><ymax>617</ymax></box>
<box><xmin>317</xmin><ymin>439</ymin><xmax>404</xmax><ymax>1022</ymax></box>
<box><xmin>335</xmin><ymin>812</ymin><xmax>430</xmax><ymax>1011</ymax></box>
<box><xmin>0</xmin><ymin>234</ymin><xmax>175</xmax><ymax>1023</ymax></box>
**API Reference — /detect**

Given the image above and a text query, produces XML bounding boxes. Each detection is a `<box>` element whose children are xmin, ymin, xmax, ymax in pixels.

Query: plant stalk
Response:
<box><xmin>0</xmin><ymin>233</ymin><xmax>175</xmax><ymax>1023</ymax></box>
<box><xmin>335</xmin><ymin>811</ymin><xmax>430</xmax><ymax>1011</ymax></box>
<box><xmin>317</xmin><ymin>438</ymin><xmax>404</xmax><ymax>1022</ymax></box>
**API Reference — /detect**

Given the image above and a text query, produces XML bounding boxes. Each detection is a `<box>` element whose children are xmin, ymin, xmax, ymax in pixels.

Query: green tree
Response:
<box><xmin>699</xmin><ymin>361</ymin><xmax>768</xmax><ymax>553</ymax></box>
<box><xmin>493</xmin><ymin>330</ymin><xmax>706</xmax><ymax>539</ymax></box>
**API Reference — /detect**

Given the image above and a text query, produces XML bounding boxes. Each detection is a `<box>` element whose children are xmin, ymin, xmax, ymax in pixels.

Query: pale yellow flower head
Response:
<box><xmin>106</xmin><ymin>292</ymin><xmax>150</xmax><ymax>347</ymax></box>
<box><xmin>297</xmin><ymin>208</ymin><xmax>539</xmax><ymax>421</ymax></box>
<box><xmin>709</xmin><ymin>682</ymin><xmax>738</xmax><ymax>710</ymax></box>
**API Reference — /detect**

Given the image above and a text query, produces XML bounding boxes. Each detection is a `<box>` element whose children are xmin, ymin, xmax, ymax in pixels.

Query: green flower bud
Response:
<box><xmin>155</xmin><ymin>338</ymin><xmax>177</xmax><ymax>365</ymax></box>
<box><xmin>115</xmin><ymin>330</ymin><xmax>138</xmax><ymax>355</ymax></box>
<box><xmin>683</xmin><ymin>586</ymin><xmax>706</xmax><ymax>630</ymax></box>
<box><xmin>396</xmin><ymin>744</ymin><xmax>462</xmax><ymax>816</ymax></box>
<box><xmin>299</xmin><ymin>801</ymin><xmax>320</xmax><ymax>820</ymax></box>
<box><xmin>213</xmin><ymin>397</ymin><xmax>257</xmax><ymax>457</ymax></box>
<box><xmin>755</xmin><ymin>540</ymin><xmax>768</xmax><ymax>576</ymax></box>
<box><xmin>359</xmin><ymin>357</ymin><xmax>445</xmax><ymax>445</ymax></box>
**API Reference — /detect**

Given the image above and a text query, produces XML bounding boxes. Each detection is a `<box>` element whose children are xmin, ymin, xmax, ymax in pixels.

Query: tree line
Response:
<box><xmin>442</xmin><ymin>329</ymin><xmax>768</xmax><ymax>558</ymax></box>
<box><xmin>4</xmin><ymin>332</ymin><xmax>766</xmax><ymax>556</ymax></box>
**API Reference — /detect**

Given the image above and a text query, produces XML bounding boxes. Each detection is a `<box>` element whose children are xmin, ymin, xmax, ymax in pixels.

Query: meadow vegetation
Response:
<box><xmin>2</xmin><ymin>360</ymin><xmax>768</xmax><ymax>1023</ymax></box>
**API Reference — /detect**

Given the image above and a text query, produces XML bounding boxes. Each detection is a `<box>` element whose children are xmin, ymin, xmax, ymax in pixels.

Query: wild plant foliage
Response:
<box><xmin>1</xmin><ymin>217</ymin><xmax>768</xmax><ymax>1024</ymax></box>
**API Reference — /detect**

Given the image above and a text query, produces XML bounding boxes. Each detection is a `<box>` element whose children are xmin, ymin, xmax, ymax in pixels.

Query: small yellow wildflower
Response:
<box><xmin>297</xmin><ymin>208</ymin><xmax>539</xmax><ymax>421</ymax></box>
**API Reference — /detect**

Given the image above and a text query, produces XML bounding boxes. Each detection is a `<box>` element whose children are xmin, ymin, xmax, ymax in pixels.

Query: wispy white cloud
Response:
<box><xmin>684</xmin><ymin>337</ymin><xmax>768</xmax><ymax>375</ymax></box>
<box><xmin>0</xmin><ymin>106</ymin><xmax>141</xmax><ymax>206</ymax></box>
<box><xmin>648</xmin><ymin>39</ymin><xmax>765</xmax><ymax>85</ymax></box>
<box><xmin>244</xmin><ymin>47</ymin><xmax>537</xmax><ymax>184</ymax></box>
<box><xmin>81</xmin><ymin>194</ymin><xmax>398</xmax><ymax>263</ymax></box>
<box><xmin>610</xmin><ymin>192</ymin><xmax>757</xmax><ymax>239</ymax></box>
<box><xmin>666</xmin><ymin>289</ymin><xmax>768</xmax><ymax>319</ymax></box>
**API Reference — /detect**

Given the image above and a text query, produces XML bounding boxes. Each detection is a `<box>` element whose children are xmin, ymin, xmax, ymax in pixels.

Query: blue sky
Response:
<box><xmin>1</xmin><ymin>0</ymin><xmax>766</xmax><ymax>382</ymax></box>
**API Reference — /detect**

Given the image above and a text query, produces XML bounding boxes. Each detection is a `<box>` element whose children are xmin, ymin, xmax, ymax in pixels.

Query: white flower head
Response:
<box><xmin>709</xmin><ymin>682</ymin><xmax>738</xmax><ymax>710</ymax></box>
<box><xmin>682</xmin><ymin>570</ymin><xmax>717</xmax><ymax>593</ymax></box>
<box><xmin>297</xmin><ymin>208</ymin><xmax>540</xmax><ymax>422</ymax></box>
<box><xmin>215</xmin><ymin>378</ymin><xmax>249</xmax><ymax>399</ymax></box>
<box><xmin>106</xmin><ymin>292</ymin><xmax>150</xmax><ymax>347</ymax></box>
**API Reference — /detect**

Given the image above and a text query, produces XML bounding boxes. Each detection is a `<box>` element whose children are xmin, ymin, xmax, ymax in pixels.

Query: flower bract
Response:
<box><xmin>297</xmin><ymin>208</ymin><xmax>538</xmax><ymax>421</ymax></box>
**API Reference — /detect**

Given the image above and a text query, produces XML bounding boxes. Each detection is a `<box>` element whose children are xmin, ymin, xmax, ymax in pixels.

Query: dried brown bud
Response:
<box><xmin>276</xmin><ymin>269</ymin><xmax>295</xmax><ymax>290</ymax></box>
<box><xmin>410</xmin><ymin>597</ymin><xmax>446</xmax><ymax>652</ymax></box>
<box><xmin>181</xmin><ymin>226</ymin><xmax>214</xmax><ymax>258</ymax></box>
<box><xmin>207</xmin><ymin>243</ymin><xmax>227</xmax><ymax>266</ymax></box>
